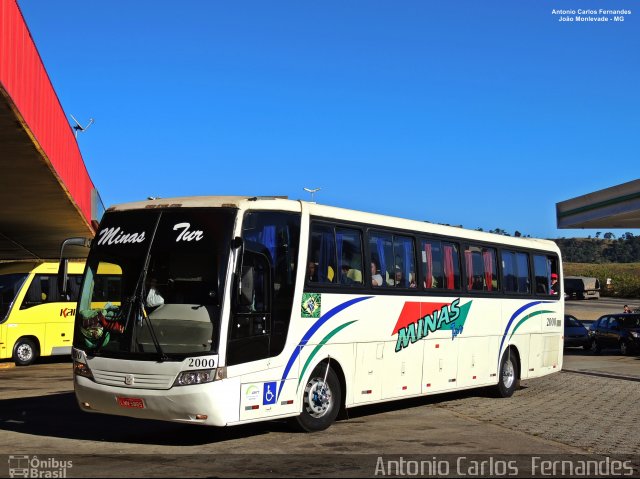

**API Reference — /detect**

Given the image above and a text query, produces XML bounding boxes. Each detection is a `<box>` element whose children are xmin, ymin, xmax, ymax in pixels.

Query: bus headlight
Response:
<box><xmin>74</xmin><ymin>361</ymin><xmax>94</xmax><ymax>380</ymax></box>
<box><xmin>174</xmin><ymin>369</ymin><xmax>216</xmax><ymax>387</ymax></box>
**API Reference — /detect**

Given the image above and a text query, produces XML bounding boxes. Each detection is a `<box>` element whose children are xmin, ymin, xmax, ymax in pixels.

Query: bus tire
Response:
<box><xmin>294</xmin><ymin>363</ymin><xmax>341</xmax><ymax>432</ymax></box>
<box><xmin>13</xmin><ymin>338</ymin><xmax>39</xmax><ymax>366</ymax></box>
<box><xmin>496</xmin><ymin>349</ymin><xmax>519</xmax><ymax>398</ymax></box>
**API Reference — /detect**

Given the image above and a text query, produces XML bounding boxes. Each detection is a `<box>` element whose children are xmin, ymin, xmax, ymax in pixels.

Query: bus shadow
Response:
<box><xmin>0</xmin><ymin>392</ymin><xmax>289</xmax><ymax>446</ymax></box>
<box><xmin>340</xmin><ymin>386</ymin><xmax>499</xmax><ymax>422</ymax></box>
<box><xmin>0</xmin><ymin>387</ymin><xmax>507</xmax><ymax>445</ymax></box>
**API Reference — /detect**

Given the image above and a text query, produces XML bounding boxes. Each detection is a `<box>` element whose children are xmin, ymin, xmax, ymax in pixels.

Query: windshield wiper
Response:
<box><xmin>92</xmin><ymin>212</ymin><xmax>168</xmax><ymax>361</ymax></box>
<box><xmin>133</xmin><ymin>213</ymin><xmax>169</xmax><ymax>362</ymax></box>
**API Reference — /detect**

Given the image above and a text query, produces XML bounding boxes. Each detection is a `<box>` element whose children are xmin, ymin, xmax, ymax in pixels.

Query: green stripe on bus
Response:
<box><xmin>297</xmin><ymin>320</ymin><xmax>358</xmax><ymax>390</ymax></box>
<box><xmin>509</xmin><ymin>310</ymin><xmax>555</xmax><ymax>340</ymax></box>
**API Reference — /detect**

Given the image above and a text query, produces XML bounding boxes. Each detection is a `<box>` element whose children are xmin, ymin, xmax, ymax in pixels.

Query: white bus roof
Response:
<box><xmin>107</xmin><ymin>196</ymin><xmax>559</xmax><ymax>252</ymax></box>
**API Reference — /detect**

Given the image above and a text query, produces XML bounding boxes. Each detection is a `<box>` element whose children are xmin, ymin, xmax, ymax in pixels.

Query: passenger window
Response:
<box><xmin>20</xmin><ymin>274</ymin><xmax>82</xmax><ymax>309</ymax></box>
<box><xmin>336</xmin><ymin>228</ymin><xmax>363</xmax><ymax>286</ymax></box>
<box><xmin>421</xmin><ymin>239</ymin><xmax>461</xmax><ymax>290</ymax></box>
<box><xmin>369</xmin><ymin>232</ymin><xmax>393</xmax><ymax>287</ymax></box>
<box><xmin>502</xmin><ymin>251</ymin><xmax>530</xmax><ymax>294</ymax></box>
<box><xmin>392</xmin><ymin>235</ymin><xmax>416</xmax><ymax>288</ymax></box>
<box><xmin>464</xmin><ymin>246</ymin><xmax>499</xmax><ymax>292</ymax></box>
<box><xmin>533</xmin><ymin>254</ymin><xmax>560</xmax><ymax>297</ymax></box>
<box><xmin>309</xmin><ymin>224</ymin><xmax>337</xmax><ymax>284</ymax></box>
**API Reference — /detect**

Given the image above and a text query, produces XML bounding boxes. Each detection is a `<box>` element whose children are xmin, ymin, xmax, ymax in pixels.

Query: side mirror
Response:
<box><xmin>230</xmin><ymin>237</ymin><xmax>243</xmax><ymax>250</ymax></box>
<box><xmin>57</xmin><ymin>237</ymin><xmax>91</xmax><ymax>298</ymax></box>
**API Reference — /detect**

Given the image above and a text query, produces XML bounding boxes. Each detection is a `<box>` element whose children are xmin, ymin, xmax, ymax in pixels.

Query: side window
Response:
<box><xmin>336</xmin><ymin>228</ymin><xmax>363</xmax><ymax>286</ymax></box>
<box><xmin>67</xmin><ymin>275</ymin><xmax>82</xmax><ymax>301</ymax></box>
<box><xmin>308</xmin><ymin>224</ymin><xmax>337</xmax><ymax>284</ymax></box>
<box><xmin>502</xmin><ymin>251</ymin><xmax>517</xmax><ymax>292</ymax></box>
<box><xmin>21</xmin><ymin>275</ymin><xmax>48</xmax><ymax>308</ymax></box>
<box><xmin>20</xmin><ymin>274</ymin><xmax>81</xmax><ymax>309</ymax></box>
<box><xmin>421</xmin><ymin>239</ymin><xmax>461</xmax><ymax>290</ymax></box>
<box><xmin>0</xmin><ymin>273</ymin><xmax>28</xmax><ymax>321</ymax></box>
<box><xmin>93</xmin><ymin>274</ymin><xmax>122</xmax><ymax>302</ymax></box>
<box><xmin>464</xmin><ymin>245</ymin><xmax>499</xmax><ymax>292</ymax></box>
<box><xmin>516</xmin><ymin>253</ymin><xmax>530</xmax><ymax>293</ymax></box>
<box><xmin>392</xmin><ymin>235</ymin><xmax>416</xmax><ymax>288</ymax></box>
<box><xmin>533</xmin><ymin>254</ymin><xmax>560</xmax><ymax>297</ymax></box>
<box><xmin>307</xmin><ymin>224</ymin><xmax>363</xmax><ymax>287</ymax></box>
<box><xmin>228</xmin><ymin>211</ymin><xmax>301</xmax><ymax>365</ymax></box>
<box><xmin>502</xmin><ymin>251</ymin><xmax>530</xmax><ymax>294</ymax></box>
<box><xmin>369</xmin><ymin>232</ymin><xmax>393</xmax><ymax>287</ymax></box>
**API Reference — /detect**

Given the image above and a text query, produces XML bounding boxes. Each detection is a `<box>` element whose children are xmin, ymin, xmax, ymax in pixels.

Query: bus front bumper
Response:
<box><xmin>74</xmin><ymin>375</ymin><xmax>240</xmax><ymax>426</ymax></box>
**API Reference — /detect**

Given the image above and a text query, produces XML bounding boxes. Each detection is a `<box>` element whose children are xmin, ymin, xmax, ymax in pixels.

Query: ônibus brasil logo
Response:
<box><xmin>392</xmin><ymin>299</ymin><xmax>472</xmax><ymax>352</ymax></box>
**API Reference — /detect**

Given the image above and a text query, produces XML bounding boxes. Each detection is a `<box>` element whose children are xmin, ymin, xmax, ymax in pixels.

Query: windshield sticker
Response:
<box><xmin>173</xmin><ymin>222</ymin><xmax>203</xmax><ymax>242</ymax></box>
<box><xmin>393</xmin><ymin>299</ymin><xmax>472</xmax><ymax>352</ymax></box>
<box><xmin>97</xmin><ymin>227</ymin><xmax>146</xmax><ymax>246</ymax></box>
<box><xmin>301</xmin><ymin>293</ymin><xmax>321</xmax><ymax>318</ymax></box>
<box><xmin>79</xmin><ymin>303</ymin><xmax>123</xmax><ymax>348</ymax></box>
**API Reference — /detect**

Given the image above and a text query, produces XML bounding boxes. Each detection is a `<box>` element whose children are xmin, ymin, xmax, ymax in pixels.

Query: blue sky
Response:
<box><xmin>17</xmin><ymin>1</ymin><xmax>639</xmax><ymax>238</ymax></box>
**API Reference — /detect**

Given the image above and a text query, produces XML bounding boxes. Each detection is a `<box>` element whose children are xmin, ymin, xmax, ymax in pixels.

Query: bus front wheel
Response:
<box><xmin>13</xmin><ymin>338</ymin><xmax>39</xmax><ymax>366</ymax></box>
<box><xmin>294</xmin><ymin>363</ymin><xmax>341</xmax><ymax>432</ymax></box>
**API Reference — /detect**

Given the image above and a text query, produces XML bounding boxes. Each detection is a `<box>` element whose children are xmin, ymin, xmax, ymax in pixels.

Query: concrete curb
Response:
<box><xmin>562</xmin><ymin>368</ymin><xmax>640</xmax><ymax>382</ymax></box>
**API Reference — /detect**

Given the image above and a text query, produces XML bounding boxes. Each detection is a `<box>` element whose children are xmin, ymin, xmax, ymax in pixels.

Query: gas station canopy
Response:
<box><xmin>556</xmin><ymin>179</ymin><xmax>640</xmax><ymax>230</ymax></box>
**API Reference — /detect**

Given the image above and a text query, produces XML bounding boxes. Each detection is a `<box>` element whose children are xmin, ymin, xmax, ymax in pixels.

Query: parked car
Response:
<box><xmin>563</xmin><ymin>314</ymin><xmax>591</xmax><ymax>350</ymax></box>
<box><xmin>590</xmin><ymin>313</ymin><xmax>640</xmax><ymax>355</ymax></box>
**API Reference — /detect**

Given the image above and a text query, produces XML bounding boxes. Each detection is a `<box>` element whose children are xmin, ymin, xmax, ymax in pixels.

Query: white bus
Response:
<box><xmin>68</xmin><ymin>196</ymin><xmax>563</xmax><ymax>431</ymax></box>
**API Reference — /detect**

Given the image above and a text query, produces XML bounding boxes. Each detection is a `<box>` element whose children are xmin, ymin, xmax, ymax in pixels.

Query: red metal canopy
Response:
<box><xmin>0</xmin><ymin>0</ymin><xmax>101</xmax><ymax>259</ymax></box>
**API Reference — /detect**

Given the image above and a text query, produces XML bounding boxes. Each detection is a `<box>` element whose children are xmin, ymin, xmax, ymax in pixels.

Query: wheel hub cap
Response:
<box><xmin>305</xmin><ymin>379</ymin><xmax>332</xmax><ymax>418</ymax></box>
<box><xmin>502</xmin><ymin>359</ymin><xmax>515</xmax><ymax>389</ymax></box>
<box><xmin>17</xmin><ymin>344</ymin><xmax>33</xmax><ymax>362</ymax></box>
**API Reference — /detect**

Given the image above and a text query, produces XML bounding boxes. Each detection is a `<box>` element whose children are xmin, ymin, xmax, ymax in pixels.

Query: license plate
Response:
<box><xmin>117</xmin><ymin>397</ymin><xmax>145</xmax><ymax>409</ymax></box>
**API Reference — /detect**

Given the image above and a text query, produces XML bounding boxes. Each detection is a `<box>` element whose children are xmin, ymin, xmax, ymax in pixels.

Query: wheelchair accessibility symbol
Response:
<box><xmin>263</xmin><ymin>382</ymin><xmax>276</xmax><ymax>405</ymax></box>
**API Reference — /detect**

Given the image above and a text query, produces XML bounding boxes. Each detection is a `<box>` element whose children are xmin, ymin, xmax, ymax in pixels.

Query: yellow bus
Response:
<box><xmin>0</xmin><ymin>261</ymin><xmax>87</xmax><ymax>365</ymax></box>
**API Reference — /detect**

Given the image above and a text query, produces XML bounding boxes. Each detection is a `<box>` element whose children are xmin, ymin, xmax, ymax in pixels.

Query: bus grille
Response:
<box><xmin>92</xmin><ymin>369</ymin><xmax>175</xmax><ymax>390</ymax></box>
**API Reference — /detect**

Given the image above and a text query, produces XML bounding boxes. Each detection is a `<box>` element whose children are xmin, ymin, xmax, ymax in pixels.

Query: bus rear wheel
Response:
<box><xmin>294</xmin><ymin>363</ymin><xmax>341</xmax><ymax>432</ymax></box>
<box><xmin>496</xmin><ymin>349</ymin><xmax>519</xmax><ymax>398</ymax></box>
<box><xmin>14</xmin><ymin>338</ymin><xmax>38</xmax><ymax>366</ymax></box>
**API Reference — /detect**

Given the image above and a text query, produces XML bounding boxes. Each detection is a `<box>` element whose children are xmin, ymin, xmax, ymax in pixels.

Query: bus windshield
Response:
<box><xmin>74</xmin><ymin>208</ymin><xmax>236</xmax><ymax>359</ymax></box>
<box><xmin>0</xmin><ymin>273</ymin><xmax>29</xmax><ymax>322</ymax></box>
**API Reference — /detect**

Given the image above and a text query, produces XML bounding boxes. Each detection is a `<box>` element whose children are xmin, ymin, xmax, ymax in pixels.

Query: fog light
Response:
<box><xmin>81</xmin><ymin>402</ymin><xmax>91</xmax><ymax>409</ymax></box>
<box><xmin>195</xmin><ymin>414</ymin><xmax>208</xmax><ymax>420</ymax></box>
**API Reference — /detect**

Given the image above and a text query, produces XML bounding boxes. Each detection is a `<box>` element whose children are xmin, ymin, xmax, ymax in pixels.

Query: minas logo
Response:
<box><xmin>392</xmin><ymin>299</ymin><xmax>472</xmax><ymax>352</ymax></box>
